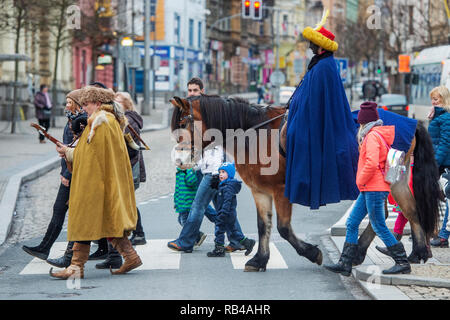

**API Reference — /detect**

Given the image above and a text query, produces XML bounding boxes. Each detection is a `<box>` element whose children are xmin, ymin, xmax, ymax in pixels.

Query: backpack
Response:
<box><xmin>372</xmin><ymin>131</ymin><xmax>406</xmax><ymax>184</ymax></box>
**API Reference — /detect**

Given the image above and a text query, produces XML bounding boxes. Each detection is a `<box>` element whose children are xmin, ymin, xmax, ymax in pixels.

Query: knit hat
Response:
<box><xmin>219</xmin><ymin>162</ymin><xmax>236</xmax><ymax>180</ymax></box>
<box><xmin>357</xmin><ymin>102</ymin><xmax>379</xmax><ymax>124</ymax></box>
<box><xmin>302</xmin><ymin>9</ymin><xmax>338</xmax><ymax>52</ymax></box>
<box><xmin>79</xmin><ymin>86</ymin><xmax>115</xmax><ymax>106</ymax></box>
<box><xmin>66</xmin><ymin>89</ymin><xmax>83</xmax><ymax>108</ymax></box>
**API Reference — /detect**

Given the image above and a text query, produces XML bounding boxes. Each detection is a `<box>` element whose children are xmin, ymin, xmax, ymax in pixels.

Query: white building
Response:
<box><xmin>115</xmin><ymin>0</ymin><xmax>208</xmax><ymax>93</ymax></box>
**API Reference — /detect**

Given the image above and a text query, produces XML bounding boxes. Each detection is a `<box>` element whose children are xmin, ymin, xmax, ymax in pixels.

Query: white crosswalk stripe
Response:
<box><xmin>230</xmin><ymin>242</ymin><xmax>288</xmax><ymax>269</ymax></box>
<box><xmin>19</xmin><ymin>240</ymin><xmax>289</xmax><ymax>274</ymax></box>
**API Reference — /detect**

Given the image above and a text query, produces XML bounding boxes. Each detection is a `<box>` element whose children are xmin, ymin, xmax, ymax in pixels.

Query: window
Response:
<box><xmin>198</xmin><ymin>21</ymin><xmax>202</xmax><ymax>49</ymax></box>
<box><xmin>151</xmin><ymin>0</ymin><xmax>157</xmax><ymax>32</ymax></box>
<box><xmin>189</xmin><ymin>19</ymin><xmax>194</xmax><ymax>47</ymax></box>
<box><xmin>174</xmin><ymin>13</ymin><xmax>180</xmax><ymax>44</ymax></box>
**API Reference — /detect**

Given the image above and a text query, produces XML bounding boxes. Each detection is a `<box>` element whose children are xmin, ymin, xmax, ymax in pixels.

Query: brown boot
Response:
<box><xmin>109</xmin><ymin>236</ymin><xmax>142</xmax><ymax>275</ymax></box>
<box><xmin>49</xmin><ymin>242</ymin><xmax>90</xmax><ymax>279</ymax></box>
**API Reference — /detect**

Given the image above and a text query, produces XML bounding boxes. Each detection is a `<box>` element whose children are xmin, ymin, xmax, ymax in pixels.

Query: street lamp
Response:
<box><xmin>121</xmin><ymin>36</ymin><xmax>134</xmax><ymax>47</ymax></box>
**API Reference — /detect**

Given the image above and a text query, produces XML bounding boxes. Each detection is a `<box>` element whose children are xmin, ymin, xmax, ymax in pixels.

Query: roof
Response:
<box><xmin>412</xmin><ymin>45</ymin><xmax>450</xmax><ymax>66</ymax></box>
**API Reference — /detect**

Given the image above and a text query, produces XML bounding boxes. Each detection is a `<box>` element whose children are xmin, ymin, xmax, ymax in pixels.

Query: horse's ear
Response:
<box><xmin>170</xmin><ymin>96</ymin><xmax>189</xmax><ymax>112</ymax></box>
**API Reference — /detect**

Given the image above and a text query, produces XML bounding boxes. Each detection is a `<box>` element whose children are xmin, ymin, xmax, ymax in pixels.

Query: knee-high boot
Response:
<box><xmin>49</xmin><ymin>242</ymin><xmax>90</xmax><ymax>279</ymax></box>
<box><xmin>109</xmin><ymin>236</ymin><xmax>142</xmax><ymax>275</ymax></box>
<box><xmin>323</xmin><ymin>242</ymin><xmax>358</xmax><ymax>277</ymax></box>
<box><xmin>382</xmin><ymin>242</ymin><xmax>411</xmax><ymax>274</ymax></box>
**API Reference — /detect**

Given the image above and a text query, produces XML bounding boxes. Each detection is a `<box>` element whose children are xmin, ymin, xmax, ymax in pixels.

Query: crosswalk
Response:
<box><xmin>19</xmin><ymin>239</ymin><xmax>288</xmax><ymax>275</ymax></box>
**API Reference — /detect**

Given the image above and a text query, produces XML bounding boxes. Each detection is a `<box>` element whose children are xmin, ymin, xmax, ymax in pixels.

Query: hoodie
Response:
<box><xmin>356</xmin><ymin>125</ymin><xmax>395</xmax><ymax>192</ymax></box>
<box><xmin>215</xmin><ymin>178</ymin><xmax>242</xmax><ymax>217</ymax></box>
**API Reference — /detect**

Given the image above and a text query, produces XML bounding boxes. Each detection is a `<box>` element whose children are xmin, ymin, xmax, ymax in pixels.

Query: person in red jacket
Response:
<box><xmin>324</xmin><ymin>102</ymin><xmax>411</xmax><ymax>276</ymax></box>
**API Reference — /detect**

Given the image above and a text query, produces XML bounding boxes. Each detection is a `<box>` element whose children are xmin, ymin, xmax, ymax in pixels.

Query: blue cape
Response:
<box><xmin>351</xmin><ymin>109</ymin><xmax>418</xmax><ymax>153</ymax></box>
<box><xmin>285</xmin><ymin>55</ymin><xmax>360</xmax><ymax>209</ymax></box>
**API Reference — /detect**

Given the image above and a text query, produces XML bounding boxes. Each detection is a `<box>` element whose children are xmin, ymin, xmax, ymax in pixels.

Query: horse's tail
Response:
<box><xmin>412</xmin><ymin>121</ymin><xmax>441</xmax><ymax>237</ymax></box>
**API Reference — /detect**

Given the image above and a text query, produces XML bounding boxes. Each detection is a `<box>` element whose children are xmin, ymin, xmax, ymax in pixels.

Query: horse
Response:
<box><xmin>169</xmin><ymin>94</ymin><xmax>441</xmax><ymax>272</ymax></box>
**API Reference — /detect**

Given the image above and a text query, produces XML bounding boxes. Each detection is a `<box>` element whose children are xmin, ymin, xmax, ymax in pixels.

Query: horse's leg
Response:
<box><xmin>273</xmin><ymin>188</ymin><xmax>322</xmax><ymax>265</ymax></box>
<box><xmin>390</xmin><ymin>181</ymin><xmax>429</xmax><ymax>263</ymax></box>
<box><xmin>244</xmin><ymin>190</ymin><xmax>273</xmax><ymax>272</ymax></box>
<box><xmin>352</xmin><ymin>200</ymin><xmax>389</xmax><ymax>266</ymax></box>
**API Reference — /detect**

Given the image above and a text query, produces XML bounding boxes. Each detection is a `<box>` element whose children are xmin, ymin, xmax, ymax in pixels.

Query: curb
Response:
<box><xmin>0</xmin><ymin>156</ymin><xmax>60</xmax><ymax>246</ymax></box>
<box><xmin>354</xmin><ymin>265</ymin><xmax>450</xmax><ymax>289</ymax></box>
<box><xmin>0</xmin><ymin>109</ymin><xmax>170</xmax><ymax>247</ymax></box>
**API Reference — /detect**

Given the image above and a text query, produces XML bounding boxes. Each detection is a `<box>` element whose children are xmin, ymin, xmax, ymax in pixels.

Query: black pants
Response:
<box><xmin>135</xmin><ymin>207</ymin><xmax>144</xmax><ymax>235</ymax></box>
<box><xmin>38</xmin><ymin>118</ymin><xmax>50</xmax><ymax>141</ymax></box>
<box><xmin>39</xmin><ymin>183</ymin><xmax>70</xmax><ymax>250</ymax></box>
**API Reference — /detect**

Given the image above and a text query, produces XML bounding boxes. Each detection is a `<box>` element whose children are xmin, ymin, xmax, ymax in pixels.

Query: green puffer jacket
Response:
<box><xmin>174</xmin><ymin>168</ymin><xmax>199</xmax><ymax>214</ymax></box>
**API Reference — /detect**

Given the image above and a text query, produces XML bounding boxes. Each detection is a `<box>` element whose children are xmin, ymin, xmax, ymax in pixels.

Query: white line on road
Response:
<box><xmin>230</xmin><ymin>242</ymin><xmax>288</xmax><ymax>269</ymax></box>
<box><xmin>20</xmin><ymin>242</ymin><xmax>68</xmax><ymax>275</ymax></box>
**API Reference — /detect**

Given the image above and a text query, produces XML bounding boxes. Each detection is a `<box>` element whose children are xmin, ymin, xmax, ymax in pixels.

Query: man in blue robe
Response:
<box><xmin>284</xmin><ymin>18</ymin><xmax>359</xmax><ymax>209</ymax></box>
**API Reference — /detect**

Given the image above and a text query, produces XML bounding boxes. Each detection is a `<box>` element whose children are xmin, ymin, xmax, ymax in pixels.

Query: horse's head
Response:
<box><xmin>170</xmin><ymin>96</ymin><xmax>205</xmax><ymax>165</ymax></box>
<box><xmin>170</xmin><ymin>96</ymin><xmax>205</xmax><ymax>142</ymax></box>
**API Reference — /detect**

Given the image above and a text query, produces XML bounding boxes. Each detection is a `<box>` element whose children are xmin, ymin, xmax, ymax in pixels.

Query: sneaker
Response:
<box><xmin>167</xmin><ymin>241</ymin><xmax>192</xmax><ymax>253</ymax></box>
<box><xmin>130</xmin><ymin>234</ymin><xmax>147</xmax><ymax>246</ymax></box>
<box><xmin>225</xmin><ymin>244</ymin><xmax>246</xmax><ymax>253</ymax></box>
<box><xmin>240</xmin><ymin>238</ymin><xmax>256</xmax><ymax>256</ymax></box>
<box><xmin>207</xmin><ymin>244</ymin><xmax>225</xmax><ymax>257</ymax></box>
<box><xmin>430</xmin><ymin>237</ymin><xmax>449</xmax><ymax>248</ymax></box>
<box><xmin>194</xmin><ymin>232</ymin><xmax>207</xmax><ymax>248</ymax></box>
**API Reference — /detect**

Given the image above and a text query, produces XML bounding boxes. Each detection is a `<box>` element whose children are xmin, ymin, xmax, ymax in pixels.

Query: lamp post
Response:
<box><xmin>121</xmin><ymin>36</ymin><xmax>134</xmax><ymax>97</ymax></box>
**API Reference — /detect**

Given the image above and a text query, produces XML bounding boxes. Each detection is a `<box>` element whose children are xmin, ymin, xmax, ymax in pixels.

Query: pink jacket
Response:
<box><xmin>356</xmin><ymin>126</ymin><xmax>395</xmax><ymax>192</ymax></box>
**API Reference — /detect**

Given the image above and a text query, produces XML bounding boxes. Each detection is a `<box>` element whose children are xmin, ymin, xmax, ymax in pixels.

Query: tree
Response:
<box><xmin>0</xmin><ymin>0</ymin><xmax>37</xmax><ymax>133</ymax></box>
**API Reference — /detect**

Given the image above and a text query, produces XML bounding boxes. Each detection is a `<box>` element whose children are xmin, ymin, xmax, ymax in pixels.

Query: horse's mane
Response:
<box><xmin>199</xmin><ymin>95</ymin><xmax>278</xmax><ymax>135</ymax></box>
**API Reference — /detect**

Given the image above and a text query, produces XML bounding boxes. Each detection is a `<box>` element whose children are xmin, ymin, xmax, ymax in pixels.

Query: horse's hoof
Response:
<box><xmin>315</xmin><ymin>250</ymin><xmax>323</xmax><ymax>266</ymax></box>
<box><xmin>244</xmin><ymin>265</ymin><xmax>266</xmax><ymax>272</ymax></box>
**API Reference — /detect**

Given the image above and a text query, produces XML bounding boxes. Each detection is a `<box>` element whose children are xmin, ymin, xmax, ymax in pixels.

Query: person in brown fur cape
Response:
<box><xmin>52</xmin><ymin>85</ymin><xmax>142</xmax><ymax>279</ymax></box>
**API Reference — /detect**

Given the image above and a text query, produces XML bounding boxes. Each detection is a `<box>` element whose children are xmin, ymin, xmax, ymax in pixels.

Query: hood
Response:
<box><xmin>220</xmin><ymin>178</ymin><xmax>242</xmax><ymax>194</ymax></box>
<box><xmin>370</xmin><ymin>125</ymin><xmax>395</xmax><ymax>146</ymax></box>
<box><xmin>125</xmin><ymin>110</ymin><xmax>143</xmax><ymax>129</ymax></box>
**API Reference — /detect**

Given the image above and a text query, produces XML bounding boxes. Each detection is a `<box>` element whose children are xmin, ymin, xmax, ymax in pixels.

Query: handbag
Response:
<box><xmin>372</xmin><ymin>132</ymin><xmax>406</xmax><ymax>184</ymax></box>
<box><xmin>43</xmin><ymin>108</ymin><xmax>52</xmax><ymax>118</ymax></box>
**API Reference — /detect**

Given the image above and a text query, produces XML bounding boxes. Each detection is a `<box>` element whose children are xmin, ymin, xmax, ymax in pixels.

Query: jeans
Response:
<box><xmin>438</xmin><ymin>201</ymin><xmax>450</xmax><ymax>239</ymax></box>
<box><xmin>345</xmin><ymin>191</ymin><xmax>398</xmax><ymax>247</ymax></box>
<box><xmin>214</xmin><ymin>209</ymin><xmax>245</xmax><ymax>246</ymax></box>
<box><xmin>175</xmin><ymin>173</ymin><xmax>244</xmax><ymax>249</ymax></box>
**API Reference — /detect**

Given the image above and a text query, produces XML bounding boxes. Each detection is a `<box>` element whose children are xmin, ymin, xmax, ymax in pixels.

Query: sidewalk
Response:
<box><xmin>328</xmin><ymin>202</ymin><xmax>450</xmax><ymax>300</ymax></box>
<box><xmin>0</xmin><ymin>103</ymin><xmax>171</xmax><ymax>247</ymax></box>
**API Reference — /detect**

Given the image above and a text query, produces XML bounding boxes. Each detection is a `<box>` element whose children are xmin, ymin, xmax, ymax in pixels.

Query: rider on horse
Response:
<box><xmin>284</xmin><ymin>10</ymin><xmax>359</xmax><ymax>209</ymax></box>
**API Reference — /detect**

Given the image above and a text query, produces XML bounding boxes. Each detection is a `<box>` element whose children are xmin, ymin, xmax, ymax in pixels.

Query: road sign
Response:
<box><xmin>335</xmin><ymin>58</ymin><xmax>348</xmax><ymax>83</ymax></box>
<box><xmin>123</xmin><ymin>46</ymin><xmax>142</xmax><ymax>68</ymax></box>
<box><xmin>270</xmin><ymin>70</ymin><xmax>286</xmax><ymax>86</ymax></box>
<box><xmin>398</xmin><ymin>55</ymin><xmax>411</xmax><ymax>73</ymax></box>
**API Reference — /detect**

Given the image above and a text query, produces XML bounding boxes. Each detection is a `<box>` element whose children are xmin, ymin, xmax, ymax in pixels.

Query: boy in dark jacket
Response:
<box><xmin>207</xmin><ymin>162</ymin><xmax>255</xmax><ymax>257</ymax></box>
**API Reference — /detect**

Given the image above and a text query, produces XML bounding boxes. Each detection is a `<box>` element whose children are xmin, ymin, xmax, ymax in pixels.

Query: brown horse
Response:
<box><xmin>170</xmin><ymin>94</ymin><xmax>441</xmax><ymax>272</ymax></box>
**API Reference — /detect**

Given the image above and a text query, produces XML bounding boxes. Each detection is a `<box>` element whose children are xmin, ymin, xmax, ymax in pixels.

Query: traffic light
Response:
<box><xmin>242</xmin><ymin>0</ymin><xmax>251</xmax><ymax>18</ymax></box>
<box><xmin>253</xmin><ymin>1</ymin><xmax>262</xmax><ymax>20</ymax></box>
<box><xmin>376</xmin><ymin>66</ymin><xmax>382</xmax><ymax>74</ymax></box>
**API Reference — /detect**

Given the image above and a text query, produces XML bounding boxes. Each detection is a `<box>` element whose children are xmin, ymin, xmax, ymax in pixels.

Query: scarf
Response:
<box><xmin>358</xmin><ymin>119</ymin><xmax>384</xmax><ymax>144</ymax></box>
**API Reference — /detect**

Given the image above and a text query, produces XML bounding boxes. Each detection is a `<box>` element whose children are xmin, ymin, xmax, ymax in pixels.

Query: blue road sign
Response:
<box><xmin>335</xmin><ymin>58</ymin><xmax>348</xmax><ymax>83</ymax></box>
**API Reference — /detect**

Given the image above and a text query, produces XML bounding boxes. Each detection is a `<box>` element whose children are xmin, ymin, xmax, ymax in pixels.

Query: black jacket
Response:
<box><xmin>125</xmin><ymin>110</ymin><xmax>147</xmax><ymax>183</ymax></box>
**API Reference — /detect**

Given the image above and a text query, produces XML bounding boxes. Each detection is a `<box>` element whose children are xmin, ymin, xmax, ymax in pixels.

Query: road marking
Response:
<box><xmin>19</xmin><ymin>240</ymin><xmax>181</xmax><ymax>274</ymax></box>
<box><xmin>20</xmin><ymin>242</ymin><xmax>68</xmax><ymax>275</ymax></box>
<box><xmin>230</xmin><ymin>242</ymin><xmax>288</xmax><ymax>269</ymax></box>
<box><xmin>134</xmin><ymin>239</ymin><xmax>181</xmax><ymax>270</ymax></box>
